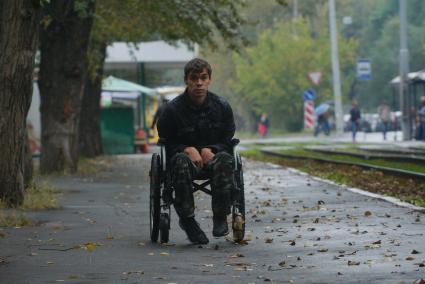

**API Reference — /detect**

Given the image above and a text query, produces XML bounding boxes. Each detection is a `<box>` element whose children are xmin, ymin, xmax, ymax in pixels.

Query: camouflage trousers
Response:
<box><xmin>170</xmin><ymin>152</ymin><xmax>235</xmax><ymax>218</ymax></box>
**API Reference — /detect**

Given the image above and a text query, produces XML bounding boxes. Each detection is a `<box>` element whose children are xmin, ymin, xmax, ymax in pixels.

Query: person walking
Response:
<box><xmin>418</xmin><ymin>96</ymin><xmax>425</xmax><ymax>141</ymax></box>
<box><xmin>378</xmin><ymin>101</ymin><xmax>391</xmax><ymax>140</ymax></box>
<box><xmin>257</xmin><ymin>113</ymin><xmax>269</xmax><ymax>138</ymax></box>
<box><xmin>349</xmin><ymin>99</ymin><xmax>361</xmax><ymax>143</ymax></box>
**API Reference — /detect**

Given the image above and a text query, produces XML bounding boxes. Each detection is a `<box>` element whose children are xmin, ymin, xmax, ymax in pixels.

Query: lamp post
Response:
<box><xmin>399</xmin><ymin>0</ymin><xmax>411</xmax><ymax>140</ymax></box>
<box><xmin>329</xmin><ymin>0</ymin><xmax>344</xmax><ymax>136</ymax></box>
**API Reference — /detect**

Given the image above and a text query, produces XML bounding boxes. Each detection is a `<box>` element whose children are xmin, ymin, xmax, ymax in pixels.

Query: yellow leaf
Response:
<box><xmin>84</xmin><ymin>242</ymin><xmax>97</xmax><ymax>252</ymax></box>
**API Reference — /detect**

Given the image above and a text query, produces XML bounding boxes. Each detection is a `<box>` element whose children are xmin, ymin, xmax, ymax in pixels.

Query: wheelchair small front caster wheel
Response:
<box><xmin>232</xmin><ymin>213</ymin><xmax>245</xmax><ymax>242</ymax></box>
<box><xmin>159</xmin><ymin>213</ymin><xmax>170</xmax><ymax>243</ymax></box>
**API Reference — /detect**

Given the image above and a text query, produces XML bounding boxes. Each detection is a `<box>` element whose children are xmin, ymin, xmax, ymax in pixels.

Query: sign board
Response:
<box><xmin>303</xmin><ymin>89</ymin><xmax>316</xmax><ymax>101</ymax></box>
<box><xmin>357</xmin><ymin>58</ymin><xmax>371</xmax><ymax>81</ymax></box>
<box><xmin>308</xmin><ymin>71</ymin><xmax>322</xmax><ymax>85</ymax></box>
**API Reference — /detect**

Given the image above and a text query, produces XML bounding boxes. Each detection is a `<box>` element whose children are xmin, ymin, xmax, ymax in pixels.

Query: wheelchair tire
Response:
<box><xmin>150</xmin><ymin>153</ymin><xmax>161</xmax><ymax>243</ymax></box>
<box><xmin>232</xmin><ymin>154</ymin><xmax>245</xmax><ymax>242</ymax></box>
<box><xmin>159</xmin><ymin>212</ymin><xmax>170</xmax><ymax>243</ymax></box>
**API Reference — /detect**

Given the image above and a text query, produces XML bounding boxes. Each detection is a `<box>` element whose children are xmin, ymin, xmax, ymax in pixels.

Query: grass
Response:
<box><xmin>0</xmin><ymin>181</ymin><xmax>60</xmax><ymax>227</ymax></box>
<box><xmin>241</xmin><ymin>148</ymin><xmax>425</xmax><ymax>208</ymax></box>
<box><xmin>276</xmin><ymin>148</ymin><xmax>425</xmax><ymax>174</ymax></box>
<box><xmin>22</xmin><ymin>182</ymin><xmax>60</xmax><ymax>210</ymax></box>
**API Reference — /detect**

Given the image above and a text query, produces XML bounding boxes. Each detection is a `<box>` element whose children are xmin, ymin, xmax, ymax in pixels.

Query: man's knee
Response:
<box><xmin>172</xmin><ymin>153</ymin><xmax>191</xmax><ymax>170</ymax></box>
<box><xmin>212</xmin><ymin>152</ymin><xmax>234</xmax><ymax>171</ymax></box>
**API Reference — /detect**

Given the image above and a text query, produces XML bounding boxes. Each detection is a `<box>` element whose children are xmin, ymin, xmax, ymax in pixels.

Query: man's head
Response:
<box><xmin>352</xmin><ymin>99</ymin><xmax>358</xmax><ymax>107</ymax></box>
<box><xmin>184</xmin><ymin>58</ymin><xmax>212</xmax><ymax>105</ymax></box>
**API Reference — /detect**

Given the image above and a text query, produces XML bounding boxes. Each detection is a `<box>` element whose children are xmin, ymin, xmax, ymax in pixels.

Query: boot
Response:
<box><xmin>179</xmin><ymin>217</ymin><xmax>209</xmax><ymax>244</ymax></box>
<box><xmin>213</xmin><ymin>215</ymin><xmax>229</xmax><ymax>237</ymax></box>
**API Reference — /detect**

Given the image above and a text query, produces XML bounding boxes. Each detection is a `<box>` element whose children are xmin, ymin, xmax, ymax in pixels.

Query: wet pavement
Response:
<box><xmin>1</xmin><ymin>153</ymin><xmax>424</xmax><ymax>284</ymax></box>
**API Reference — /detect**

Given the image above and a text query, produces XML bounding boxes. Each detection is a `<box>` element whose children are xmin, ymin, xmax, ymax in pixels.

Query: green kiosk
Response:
<box><xmin>101</xmin><ymin>76</ymin><xmax>158</xmax><ymax>154</ymax></box>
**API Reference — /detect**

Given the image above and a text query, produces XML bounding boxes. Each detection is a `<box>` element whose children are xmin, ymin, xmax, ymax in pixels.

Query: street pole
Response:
<box><xmin>399</xmin><ymin>0</ymin><xmax>411</xmax><ymax>140</ymax></box>
<box><xmin>329</xmin><ymin>0</ymin><xmax>344</xmax><ymax>136</ymax></box>
<box><xmin>293</xmin><ymin>0</ymin><xmax>298</xmax><ymax>18</ymax></box>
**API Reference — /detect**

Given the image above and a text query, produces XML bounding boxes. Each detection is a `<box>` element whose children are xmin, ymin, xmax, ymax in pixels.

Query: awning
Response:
<box><xmin>390</xmin><ymin>70</ymin><xmax>425</xmax><ymax>84</ymax></box>
<box><xmin>102</xmin><ymin>75</ymin><xmax>158</xmax><ymax>97</ymax></box>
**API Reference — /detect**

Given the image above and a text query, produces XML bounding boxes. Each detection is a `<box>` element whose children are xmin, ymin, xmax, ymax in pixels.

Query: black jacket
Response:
<box><xmin>157</xmin><ymin>90</ymin><xmax>235</xmax><ymax>158</ymax></box>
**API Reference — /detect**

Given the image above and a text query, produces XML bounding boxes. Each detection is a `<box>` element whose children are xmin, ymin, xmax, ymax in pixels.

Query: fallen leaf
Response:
<box><xmin>411</xmin><ymin>249</ymin><xmax>420</xmax><ymax>254</ymax></box>
<box><xmin>406</xmin><ymin>256</ymin><xmax>415</xmax><ymax>261</ymax></box>
<box><xmin>265</xmin><ymin>238</ymin><xmax>273</xmax><ymax>244</ymax></box>
<box><xmin>347</xmin><ymin>260</ymin><xmax>360</xmax><ymax>266</ymax></box>
<box><xmin>364</xmin><ymin>211</ymin><xmax>372</xmax><ymax>217</ymax></box>
<box><xmin>84</xmin><ymin>242</ymin><xmax>97</xmax><ymax>252</ymax></box>
<box><xmin>160</xmin><ymin>252</ymin><xmax>169</xmax><ymax>256</ymax></box>
<box><xmin>318</xmin><ymin>248</ymin><xmax>328</xmax><ymax>252</ymax></box>
<box><xmin>230</xmin><ymin>253</ymin><xmax>244</xmax><ymax>258</ymax></box>
<box><xmin>106</xmin><ymin>235</ymin><xmax>113</xmax><ymax>240</ymax></box>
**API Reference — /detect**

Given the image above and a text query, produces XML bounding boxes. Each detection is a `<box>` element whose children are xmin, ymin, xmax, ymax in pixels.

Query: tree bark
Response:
<box><xmin>0</xmin><ymin>0</ymin><xmax>41</xmax><ymax>206</ymax></box>
<box><xmin>79</xmin><ymin>42</ymin><xmax>106</xmax><ymax>157</ymax></box>
<box><xmin>24</xmin><ymin>129</ymin><xmax>34</xmax><ymax>188</ymax></box>
<box><xmin>39</xmin><ymin>0</ymin><xmax>95</xmax><ymax>173</ymax></box>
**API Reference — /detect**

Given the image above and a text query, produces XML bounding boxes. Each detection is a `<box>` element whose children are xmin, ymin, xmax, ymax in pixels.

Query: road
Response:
<box><xmin>1</xmin><ymin>153</ymin><xmax>424</xmax><ymax>283</ymax></box>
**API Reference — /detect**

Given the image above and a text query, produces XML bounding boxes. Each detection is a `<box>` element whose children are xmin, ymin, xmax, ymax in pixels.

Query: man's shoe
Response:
<box><xmin>179</xmin><ymin>217</ymin><xmax>209</xmax><ymax>244</ymax></box>
<box><xmin>213</xmin><ymin>215</ymin><xmax>229</xmax><ymax>237</ymax></box>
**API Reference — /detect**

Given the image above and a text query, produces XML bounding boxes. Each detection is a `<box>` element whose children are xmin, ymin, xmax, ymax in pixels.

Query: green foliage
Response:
<box><xmin>86</xmin><ymin>0</ymin><xmax>248</xmax><ymax>81</ymax></box>
<box><xmin>232</xmin><ymin>19</ymin><xmax>357</xmax><ymax>131</ymax></box>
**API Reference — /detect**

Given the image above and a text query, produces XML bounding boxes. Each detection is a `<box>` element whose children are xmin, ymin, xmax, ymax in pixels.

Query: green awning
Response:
<box><xmin>102</xmin><ymin>75</ymin><xmax>158</xmax><ymax>97</ymax></box>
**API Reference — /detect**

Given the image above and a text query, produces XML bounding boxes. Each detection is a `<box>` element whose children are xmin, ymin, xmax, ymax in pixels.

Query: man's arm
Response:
<box><xmin>157</xmin><ymin>105</ymin><xmax>188</xmax><ymax>157</ymax></box>
<box><xmin>205</xmin><ymin>101</ymin><xmax>236</xmax><ymax>154</ymax></box>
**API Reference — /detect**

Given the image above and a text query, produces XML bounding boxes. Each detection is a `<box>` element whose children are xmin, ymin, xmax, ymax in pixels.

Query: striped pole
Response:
<box><xmin>304</xmin><ymin>100</ymin><xmax>315</xmax><ymax>129</ymax></box>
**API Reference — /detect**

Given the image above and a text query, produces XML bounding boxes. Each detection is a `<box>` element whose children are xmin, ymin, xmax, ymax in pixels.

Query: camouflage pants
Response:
<box><xmin>170</xmin><ymin>152</ymin><xmax>235</xmax><ymax>218</ymax></box>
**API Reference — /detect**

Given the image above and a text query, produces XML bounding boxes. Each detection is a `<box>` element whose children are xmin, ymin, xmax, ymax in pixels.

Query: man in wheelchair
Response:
<box><xmin>157</xmin><ymin>58</ymin><xmax>236</xmax><ymax>245</ymax></box>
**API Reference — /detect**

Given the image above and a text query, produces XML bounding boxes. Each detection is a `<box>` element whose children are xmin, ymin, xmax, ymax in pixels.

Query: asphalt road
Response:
<box><xmin>1</xmin><ymin>154</ymin><xmax>424</xmax><ymax>284</ymax></box>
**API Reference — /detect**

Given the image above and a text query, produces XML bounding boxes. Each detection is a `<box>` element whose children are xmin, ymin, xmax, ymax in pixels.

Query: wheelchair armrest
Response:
<box><xmin>157</xmin><ymin>138</ymin><xmax>166</xmax><ymax>146</ymax></box>
<box><xmin>231</xmin><ymin>138</ymin><xmax>240</xmax><ymax>147</ymax></box>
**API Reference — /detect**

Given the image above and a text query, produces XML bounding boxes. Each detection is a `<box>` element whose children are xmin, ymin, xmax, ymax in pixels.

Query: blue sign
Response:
<box><xmin>303</xmin><ymin>89</ymin><xmax>316</xmax><ymax>101</ymax></box>
<box><xmin>357</xmin><ymin>58</ymin><xmax>371</xmax><ymax>81</ymax></box>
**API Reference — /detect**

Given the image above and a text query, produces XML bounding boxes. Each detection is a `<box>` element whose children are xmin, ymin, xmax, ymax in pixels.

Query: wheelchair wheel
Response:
<box><xmin>159</xmin><ymin>212</ymin><xmax>170</xmax><ymax>243</ymax></box>
<box><xmin>232</xmin><ymin>154</ymin><xmax>245</xmax><ymax>242</ymax></box>
<box><xmin>149</xmin><ymin>153</ymin><xmax>161</xmax><ymax>242</ymax></box>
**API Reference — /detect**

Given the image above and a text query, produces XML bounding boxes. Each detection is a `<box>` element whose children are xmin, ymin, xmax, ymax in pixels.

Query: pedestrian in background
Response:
<box><xmin>349</xmin><ymin>99</ymin><xmax>361</xmax><ymax>143</ymax></box>
<box><xmin>314</xmin><ymin>111</ymin><xmax>330</xmax><ymax>137</ymax></box>
<box><xmin>418</xmin><ymin>96</ymin><xmax>425</xmax><ymax>141</ymax></box>
<box><xmin>257</xmin><ymin>113</ymin><xmax>269</xmax><ymax>138</ymax></box>
<box><xmin>377</xmin><ymin>100</ymin><xmax>391</xmax><ymax>140</ymax></box>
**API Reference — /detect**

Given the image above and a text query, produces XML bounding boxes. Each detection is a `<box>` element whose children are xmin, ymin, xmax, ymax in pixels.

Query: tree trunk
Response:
<box><xmin>24</xmin><ymin>130</ymin><xmax>34</xmax><ymax>188</ymax></box>
<box><xmin>79</xmin><ymin>42</ymin><xmax>106</xmax><ymax>157</ymax></box>
<box><xmin>38</xmin><ymin>0</ymin><xmax>95</xmax><ymax>174</ymax></box>
<box><xmin>0</xmin><ymin>0</ymin><xmax>41</xmax><ymax>206</ymax></box>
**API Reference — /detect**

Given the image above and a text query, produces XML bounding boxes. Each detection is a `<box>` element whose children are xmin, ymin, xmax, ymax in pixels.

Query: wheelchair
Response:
<box><xmin>149</xmin><ymin>138</ymin><xmax>245</xmax><ymax>244</ymax></box>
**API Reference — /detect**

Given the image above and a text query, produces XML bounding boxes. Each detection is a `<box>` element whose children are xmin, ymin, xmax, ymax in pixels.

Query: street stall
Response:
<box><xmin>390</xmin><ymin>70</ymin><xmax>425</xmax><ymax>139</ymax></box>
<box><xmin>101</xmin><ymin>76</ymin><xmax>159</xmax><ymax>153</ymax></box>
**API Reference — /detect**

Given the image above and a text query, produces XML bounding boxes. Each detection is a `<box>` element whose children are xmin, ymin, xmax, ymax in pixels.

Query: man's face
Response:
<box><xmin>185</xmin><ymin>68</ymin><xmax>211</xmax><ymax>102</ymax></box>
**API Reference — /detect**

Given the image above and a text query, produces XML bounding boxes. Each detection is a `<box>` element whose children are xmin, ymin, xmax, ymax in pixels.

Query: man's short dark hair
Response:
<box><xmin>184</xmin><ymin>58</ymin><xmax>212</xmax><ymax>80</ymax></box>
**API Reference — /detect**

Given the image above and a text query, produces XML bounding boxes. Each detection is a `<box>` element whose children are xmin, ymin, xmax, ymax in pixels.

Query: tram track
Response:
<box><xmin>260</xmin><ymin>149</ymin><xmax>425</xmax><ymax>181</ymax></box>
<box><xmin>303</xmin><ymin>147</ymin><xmax>425</xmax><ymax>165</ymax></box>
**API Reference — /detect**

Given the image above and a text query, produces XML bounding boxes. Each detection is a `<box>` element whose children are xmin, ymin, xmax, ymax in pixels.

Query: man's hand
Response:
<box><xmin>200</xmin><ymin>148</ymin><xmax>215</xmax><ymax>164</ymax></box>
<box><xmin>184</xmin><ymin>147</ymin><xmax>203</xmax><ymax>167</ymax></box>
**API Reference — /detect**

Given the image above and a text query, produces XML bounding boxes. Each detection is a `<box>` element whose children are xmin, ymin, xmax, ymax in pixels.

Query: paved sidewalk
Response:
<box><xmin>0</xmin><ymin>154</ymin><xmax>424</xmax><ymax>283</ymax></box>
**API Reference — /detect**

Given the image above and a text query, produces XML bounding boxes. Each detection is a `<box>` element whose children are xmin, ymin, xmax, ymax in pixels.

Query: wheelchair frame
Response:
<box><xmin>149</xmin><ymin>139</ymin><xmax>245</xmax><ymax>243</ymax></box>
